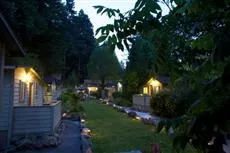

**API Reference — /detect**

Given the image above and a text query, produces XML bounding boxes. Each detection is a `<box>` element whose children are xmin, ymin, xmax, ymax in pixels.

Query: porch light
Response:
<box><xmin>150</xmin><ymin>79</ymin><xmax>161</xmax><ymax>86</ymax></box>
<box><xmin>22</xmin><ymin>73</ymin><xmax>31</xmax><ymax>82</ymax></box>
<box><xmin>135</xmin><ymin>116</ymin><xmax>141</xmax><ymax>120</ymax></box>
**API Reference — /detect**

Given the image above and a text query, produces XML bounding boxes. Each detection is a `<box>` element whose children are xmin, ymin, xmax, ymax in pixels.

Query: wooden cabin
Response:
<box><xmin>133</xmin><ymin>76</ymin><xmax>170</xmax><ymax>112</ymax></box>
<box><xmin>0</xmin><ymin>12</ymin><xmax>26</xmax><ymax>150</ymax></box>
<box><xmin>3</xmin><ymin>66</ymin><xmax>61</xmax><ymax>139</ymax></box>
<box><xmin>0</xmin><ymin>13</ymin><xmax>61</xmax><ymax>151</ymax></box>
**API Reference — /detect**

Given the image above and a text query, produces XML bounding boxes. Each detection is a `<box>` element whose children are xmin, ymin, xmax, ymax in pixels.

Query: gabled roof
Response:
<box><xmin>4</xmin><ymin>66</ymin><xmax>47</xmax><ymax>86</ymax></box>
<box><xmin>146</xmin><ymin>76</ymin><xmax>170</xmax><ymax>85</ymax></box>
<box><xmin>156</xmin><ymin>76</ymin><xmax>170</xmax><ymax>84</ymax></box>
<box><xmin>44</xmin><ymin>76</ymin><xmax>61</xmax><ymax>85</ymax></box>
<box><xmin>0</xmin><ymin>12</ymin><xmax>26</xmax><ymax>56</ymax></box>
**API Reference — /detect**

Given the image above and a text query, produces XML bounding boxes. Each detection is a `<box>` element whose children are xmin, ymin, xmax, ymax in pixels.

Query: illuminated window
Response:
<box><xmin>19</xmin><ymin>80</ymin><xmax>26</xmax><ymax>103</ymax></box>
<box><xmin>156</xmin><ymin>86</ymin><xmax>160</xmax><ymax>93</ymax></box>
<box><xmin>143</xmin><ymin>87</ymin><xmax>148</xmax><ymax>94</ymax></box>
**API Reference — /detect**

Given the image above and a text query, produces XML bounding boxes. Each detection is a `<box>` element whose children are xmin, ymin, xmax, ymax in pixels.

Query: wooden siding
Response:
<box><xmin>0</xmin><ymin>69</ymin><xmax>14</xmax><ymax>149</ymax></box>
<box><xmin>133</xmin><ymin>95</ymin><xmax>152</xmax><ymax>112</ymax></box>
<box><xmin>13</xmin><ymin>68</ymin><xmax>44</xmax><ymax>106</ymax></box>
<box><xmin>0</xmin><ymin>70</ymin><xmax>13</xmax><ymax>130</ymax></box>
<box><xmin>0</xmin><ymin>44</ymin><xmax>5</xmax><ymax>111</ymax></box>
<box><xmin>12</xmin><ymin>101</ymin><xmax>61</xmax><ymax>136</ymax></box>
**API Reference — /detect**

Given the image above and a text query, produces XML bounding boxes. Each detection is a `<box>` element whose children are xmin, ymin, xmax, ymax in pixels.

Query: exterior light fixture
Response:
<box><xmin>22</xmin><ymin>73</ymin><xmax>31</xmax><ymax>82</ymax></box>
<box><xmin>81</xmin><ymin>119</ymin><xmax>85</xmax><ymax>123</ymax></box>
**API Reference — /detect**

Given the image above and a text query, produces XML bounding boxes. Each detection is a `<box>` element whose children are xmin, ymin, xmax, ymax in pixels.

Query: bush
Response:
<box><xmin>90</xmin><ymin>90</ymin><xmax>101</xmax><ymax>99</ymax></box>
<box><xmin>60</xmin><ymin>90</ymin><xmax>84</xmax><ymax>116</ymax></box>
<box><xmin>112</xmin><ymin>91</ymin><xmax>123</xmax><ymax>99</ymax></box>
<box><xmin>151</xmin><ymin>91</ymin><xmax>178</xmax><ymax>118</ymax></box>
<box><xmin>113</xmin><ymin>97</ymin><xmax>132</xmax><ymax>107</ymax></box>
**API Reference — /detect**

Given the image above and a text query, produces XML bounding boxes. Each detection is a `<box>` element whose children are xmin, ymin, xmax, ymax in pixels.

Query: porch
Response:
<box><xmin>12</xmin><ymin>101</ymin><xmax>62</xmax><ymax>136</ymax></box>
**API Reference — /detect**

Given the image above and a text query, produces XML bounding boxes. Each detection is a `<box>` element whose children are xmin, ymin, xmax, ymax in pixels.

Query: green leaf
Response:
<box><xmin>153</xmin><ymin>2</ymin><xmax>161</xmax><ymax>11</ymax></box>
<box><xmin>93</xmin><ymin>5</ymin><xmax>103</xmax><ymax>9</ymax></box>
<box><xmin>97</xmin><ymin>7</ymin><xmax>104</xmax><ymax>14</ymax></box>
<box><xmin>93</xmin><ymin>5</ymin><xmax>104</xmax><ymax>14</ymax></box>
<box><xmin>97</xmin><ymin>35</ymin><xmax>107</xmax><ymax>43</ymax></box>
<box><xmin>108</xmin><ymin>36</ymin><xmax>112</xmax><ymax>45</ymax></box>
<box><xmin>102</xmin><ymin>8</ymin><xmax>108</xmax><ymax>15</ymax></box>
<box><xmin>134</xmin><ymin>0</ymin><xmax>143</xmax><ymax>9</ymax></box>
<box><xmin>108</xmin><ymin>10</ymin><xmax>112</xmax><ymax>18</ymax></box>
<box><xmin>123</xmin><ymin>39</ymin><xmax>129</xmax><ymax>50</ymax></box>
<box><xmin>156</xmin><ymin>11</ymin><xmax>162</xmax><ymax>19</ymax></box>
<box><xmin>127</xmin><ymin>37</ymin><xmax>135</xmax><ymax>44</ymax></box>
<box><xmin>117</xmin><ymin>42</ymin><xmax>124</xmax><ymax>51</ymax></box>
<box><xmin>111</xmin><ymin>35</ymin><xmax>117</xmax><ymax>44</ymax></box>
<box><xmin>108</xmin><ymin>25</ymin><xmax>114</xmax><ymax>32</ymax></box>
<box><xmin>174</xmin><ymin>0</ymin><xmax>185</xmax><ymax>6</ymax></box>
<box><xmin>95</xmin><ymin>27</ymin><xmax>102</xmax><ymax>36</ymax></box>
<box><xmin>157</xmin><ymin>120</ymin><xmax>165</xmax><ymax>132</ymax></box>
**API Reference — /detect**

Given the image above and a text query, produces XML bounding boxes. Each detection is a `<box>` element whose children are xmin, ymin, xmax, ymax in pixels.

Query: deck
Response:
<box><xmin>12</xmin><ymin>101</ymin><xmax>62</xmax><ymax>136</ymax></box>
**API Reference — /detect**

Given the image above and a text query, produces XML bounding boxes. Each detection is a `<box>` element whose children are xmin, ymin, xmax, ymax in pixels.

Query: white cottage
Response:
<box><xmin>0</xmin><ymin>13</ymin><xmax>61</xmax><ymax>151</ymax></box>
<box><xmin>3</xmin><ymin>66</ymin><xmax>61</xmax><ymax>139</ymax></box>
<box><xmin>0</xmin><ymin>12</ymin><xmax>26</xmax><ymax>150</ymax></box>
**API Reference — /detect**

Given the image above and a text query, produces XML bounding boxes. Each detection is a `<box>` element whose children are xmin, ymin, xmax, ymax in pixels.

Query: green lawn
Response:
<box><xmin>83</xmin><ymin>101</ymin><xmax>175</xmax><ymax>153</ymax></box>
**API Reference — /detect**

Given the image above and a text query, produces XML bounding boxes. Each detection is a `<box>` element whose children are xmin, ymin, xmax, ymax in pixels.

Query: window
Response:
<box><xmin>19</xmin><ymin>80</ymin><xmax>26</xmax><ymax>103</ymax></box>
<box><xmin>34</xmin><ymin>82</ymin><xmax>38</xmax><ymax>95</ymax></box>
<box><xmin>155</xmin><ymin>86</ymin><xmax>160</xmax><ymax>93</ymax></box>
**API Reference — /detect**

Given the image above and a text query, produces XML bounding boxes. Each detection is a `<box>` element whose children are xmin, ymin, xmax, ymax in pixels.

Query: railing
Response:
<box><xmin>132</xmin><ymin>94</ymin><xmax>152</xmax><ymax>112</ymax></box>
<box><xmin>12</xmin><ymin>101</ymin><xmax>62</xmax><ymax>136</ymax></box>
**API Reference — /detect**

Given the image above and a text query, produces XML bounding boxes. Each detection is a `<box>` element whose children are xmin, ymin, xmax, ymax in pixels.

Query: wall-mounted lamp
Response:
<box><xmin>22</xmin><ymin>73</ymin><xmax>31</xmax><ymax>82</ymax></box>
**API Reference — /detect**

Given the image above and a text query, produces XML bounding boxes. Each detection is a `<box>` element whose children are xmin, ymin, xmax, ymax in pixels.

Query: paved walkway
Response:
<box><xmin>16</xmin><ymin>120</ymin><xmax>82</xmax><ymax>153</ymax></box>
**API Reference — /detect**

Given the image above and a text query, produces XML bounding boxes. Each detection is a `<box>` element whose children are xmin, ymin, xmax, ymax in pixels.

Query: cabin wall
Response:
<box><xmin>12</xmin><ymin>106</ymin><xmax>53</xmax><ymax>135</ymax></box>
<box><xmin>0</xmin><ymin>69</ymin><xmax>14</xmax><ymax>149</ymax></box>
<box><xmin>13</xmin><ymin>68</ymin><xmax>44</xmax><ymax>106</ymax></box>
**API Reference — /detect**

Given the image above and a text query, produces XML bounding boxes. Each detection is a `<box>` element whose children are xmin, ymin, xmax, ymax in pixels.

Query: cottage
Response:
<box><xmin>0</xmin><ymin>13</ymin><xmax>61</xmax><ymax>151</ymax></box>
<box><xmin>5</xmin><ymin>66</ymin><xmax>48</xmax><ymax>106</ymax></box>
<box><xmin>104</xmin><ymin>82</ymin><xmax>117</xmax><ymax>101</ymax></box>
<box><xmin>44</xmin><ymin>76</ymin><xmax>62</xmax><ymax>103</ymax></box>
<box><xmin>0</xmin><ymin>12</ymin><xmax>26</xmax><ymax>150</ymax></box>
<box><xmin>143</xmin><ymin>76</ymin><xmax>169</xmax><ymax>95</ymax></box>
<box><xmin>4</xmin><ymin>66</ymin><xmax>62</xmax><ymax>136</ymax></box>
<box><xmin>133</xmin><ymin>76</ymin><xmax>170</xmax><ymax>112</ymax></box>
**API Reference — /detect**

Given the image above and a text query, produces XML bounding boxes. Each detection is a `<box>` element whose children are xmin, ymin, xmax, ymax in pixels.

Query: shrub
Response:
<box><xmin>60</xmin><ymin>91</ymin><xmax>84</xmax><ymax>116</ymax></box>
<box><xmin>151</xmin><ymin>91</ymin><xmax>178</xmax><ymax>118</ymax></box>
<box><xmin>113</xmin><ymin>97</ymin><xmax>132</xmax><ymax>107</ymax></box>
<box><xmin>112</xmin><ymin>91</ymin><xmax>122</xmax><ymax>99</ymax></box>
<box><xmin>90</xmin><ymin>90</ymin><xmax>101</xmax><ymax>99</ymax></box>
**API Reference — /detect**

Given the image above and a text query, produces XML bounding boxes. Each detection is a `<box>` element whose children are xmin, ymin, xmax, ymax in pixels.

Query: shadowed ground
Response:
<box><xmin>15</xmin><ymin>120</ymin><xmax>82</xmax><ymax>153</ymax></box>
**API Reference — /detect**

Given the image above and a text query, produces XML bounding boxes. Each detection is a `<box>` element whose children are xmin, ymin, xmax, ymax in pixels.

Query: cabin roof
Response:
<box><xmin>146</xmin><ymin>76</ymin><xmax>170</xmax><ymax>85</ymax></box>
<box><xmin>156</xmin><ymin>76</ymin><xmax>170</xmax><ymax>84</ymax></box>
<box><xmin>4</xmin><ymin>66</ymin><xmax>47</xmax><ymax>86</ymax></box>
<box><xmin>44</xmin><ymin>76</ymin><xmax>61</xmax><ymax>85</ymax></box>
<box><xmin>0</xmin><ymin>12</ymin><xmax>26</xmax><ymax>56</ymax></box>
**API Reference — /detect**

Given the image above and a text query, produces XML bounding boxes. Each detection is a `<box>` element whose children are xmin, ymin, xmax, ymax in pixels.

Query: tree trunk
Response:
<box><xmin>101</xmin><ymin>77</ymin><xmax>105</xmax><ymax>99</ymax></box>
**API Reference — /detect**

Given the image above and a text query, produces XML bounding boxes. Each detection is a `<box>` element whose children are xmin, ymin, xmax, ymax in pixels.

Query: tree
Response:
<box><xmin>0</xmin><ymin>0</ymin><xmax>95</xmax><ymax>82</ymax></box>
<box><xmin>87</xmin><ymin>45</ymin><xmax>122</xmax><ymax>97</ymax></box>
<box><xmin>94</xmin><ymin>0</ymin><xmax>230</xmax><ymax>152</ymax></box>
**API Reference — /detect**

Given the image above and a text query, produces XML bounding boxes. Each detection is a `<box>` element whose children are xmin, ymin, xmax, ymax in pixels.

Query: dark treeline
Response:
<box><xmin>0</xmin><ymin>0</ymin><xmax>95</xmax><ymax>83</ymax></box>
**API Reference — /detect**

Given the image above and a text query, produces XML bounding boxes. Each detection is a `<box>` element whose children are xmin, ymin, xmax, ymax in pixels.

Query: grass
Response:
<box><xmin>83</xmin><ymin>101</ymin><xmax>175</xmax><ymax>153</ymax></box>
